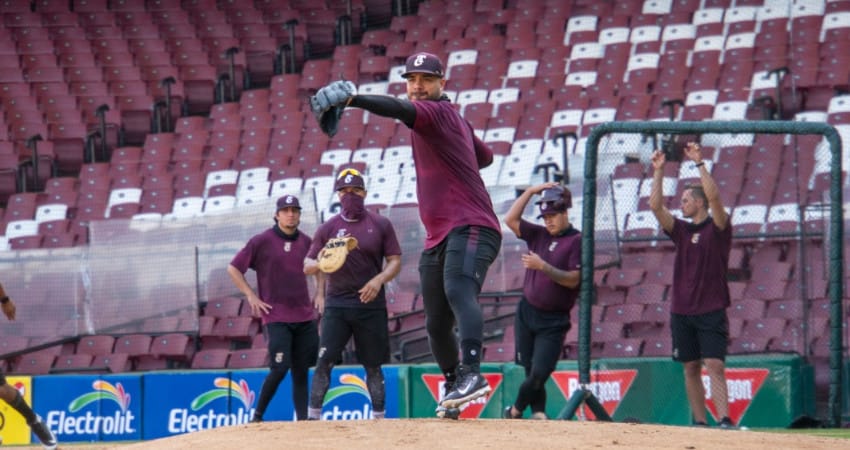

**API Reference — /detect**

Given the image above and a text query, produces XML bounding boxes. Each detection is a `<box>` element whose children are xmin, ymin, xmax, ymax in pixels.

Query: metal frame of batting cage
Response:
<box><xmin>557</xmin><ymin>120</ymin><xmax>845</xmax><ymax>428</ymax></box>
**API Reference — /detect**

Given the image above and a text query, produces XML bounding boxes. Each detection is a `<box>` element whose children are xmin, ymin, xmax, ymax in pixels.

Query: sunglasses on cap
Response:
<box><xmin>337</xmin><ymin>168</ymin><xmax>362</xmax><ymax>179</ymax></box>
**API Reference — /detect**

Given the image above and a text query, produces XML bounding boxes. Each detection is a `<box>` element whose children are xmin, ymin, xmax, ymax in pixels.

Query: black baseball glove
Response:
<box><xmin>310</xmin><ymin>80</ymin><xmax>357</xmax><ymax>137</ymax></box>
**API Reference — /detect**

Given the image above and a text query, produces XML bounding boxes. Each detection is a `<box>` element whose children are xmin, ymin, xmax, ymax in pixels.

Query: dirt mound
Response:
<box><xmin>52</xmin><ymin>419</ymin><xmax>842</xmax><ymax>450</ymax></box>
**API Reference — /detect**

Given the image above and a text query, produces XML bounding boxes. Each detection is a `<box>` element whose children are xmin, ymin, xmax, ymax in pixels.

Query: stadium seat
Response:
<box><xmin>51</xmin><ymin>354</ymin><xmax>96</xmax><ymax>373</ymax></box>
<box><xmin>113</xmin><ymin>334</ymin><xmax>152</xmax><ymax>360</ymax></box>
<box><xmin>204</xmin><ymin>296</ymin><xmax>243</xmax><ymax>318</ymax></box>
<box><xmin>227</xmin><ymin>348</ymin><xmax>268</xmax><ymax>369</ymax></box>
<box><xmin>600</xmin><ymin>338</ymin><xmax>643</xmax><ymax>358</ymax></box>
<box><xmin>76</xmin><ymin>335</ymin><xmax>116</xmax><ymax>356</ymax></box>
<box><xmin>191</xmin><ymin>349</ymin><xmax>230</xmax><ymax>369</ymax></box>
<box><xmin>149</xmin><ymin>333</ymin><xmax>194</xmax><ymax>363</ymax></box>
<box><xmin>13</xmin><ymin>350</ymin><xmax>56</xmax><ymax>375</ymax></box>
<box><xmin>91</xmin><ymin>353</ymin><xmax>132</xmax><ymax>374</ymax></box>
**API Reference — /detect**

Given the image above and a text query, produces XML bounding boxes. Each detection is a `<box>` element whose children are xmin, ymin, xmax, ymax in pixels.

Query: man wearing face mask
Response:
<box><xmin>304</xmin><ymin>168</ymin><xmax>402</xmax><ymax>420</ymax></box>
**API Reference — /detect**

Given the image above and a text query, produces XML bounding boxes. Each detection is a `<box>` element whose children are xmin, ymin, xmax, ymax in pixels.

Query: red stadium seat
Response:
<box><xmin>91</xmin><ymin>353</ymin><xmax>132</xmax><ymax>374</ymax></box>
<box><xmin>52</xmin><ymin>354</ymin><xmax>95</xmax><ymax>373</ymax></box>
<box><xmin>191</xmin><ymin>349</ymin><xmax>230</xmax><ymax>369</ymax></box>
<box><xmin>228</xmin><ymin>348</ymin><xmax>268</xmax><ymax>369</ymax></box>
<box><xmin>75</xmin><ymin>335</ymin><xmax>116</xmax><ymax>356</ymax></box>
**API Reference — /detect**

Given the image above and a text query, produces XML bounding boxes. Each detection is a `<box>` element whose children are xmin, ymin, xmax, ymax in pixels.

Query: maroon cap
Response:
<box><xmin>276</xmin><ymin>195</ymin><xmax>301</xmax><ymax>210</ymax></box>
<box><xmin>334</xmin><ymin>168</ymin><xmax>366</xmax><ymax>191</ymax></box>
<box><xmin>401</xmin><ymin>52</ymin><xmax>445</xmax><ymax>78</ymax></box>
<box><xmin>535</xmin><ymin>185</ymin><xmax>572</xmax><ymax>218</ymax></box>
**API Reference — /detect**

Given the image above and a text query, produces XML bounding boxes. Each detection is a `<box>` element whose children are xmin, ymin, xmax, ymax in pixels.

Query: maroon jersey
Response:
<box><xmin>664</xmin><ymin>217</ymin><xmax>733</xmax><ymax>315</ymax></box>
<box><xmin>518</xmin><ymin>220</ymin><xmax>581</xmax><ymax>313</ymax></box>
<box><xmin>307</xmin><ymin>211</ymin><xmax>402</xmax><ymax>309</ymax></box>
<box><xmin>408</xmin><ymin>100</ymin><xmax>501</xmax><ymax>249</ymax></box>
<box><xmin>230</xmin><ymin>228</ymin><xmax>316</xmax><ymax>325</ymax></box>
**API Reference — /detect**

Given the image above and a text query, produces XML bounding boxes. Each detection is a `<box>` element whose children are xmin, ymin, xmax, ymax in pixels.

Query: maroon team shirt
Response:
<box><xmin>230</xmin><ymin>228</ymin><xmax>317</xmax><ymax>325</ymax></box>
<box><xmin>307</xmin><ymin>211</ymin><xmax>402</xmax><ymax>309</ymax></box>
<box><xmin>664</xmin><ymin>217</ymin><xmax>733</xmax><ymax>315</ymax></box>
<box><xmin>518</xmin><ymin>220</ymin><xmax>581</xmax><ymax>313</ymax></box>
<box><xmin>408</xmin><ymin>100</ymin><xmax>501</xmax><ymax>249</ymax></box>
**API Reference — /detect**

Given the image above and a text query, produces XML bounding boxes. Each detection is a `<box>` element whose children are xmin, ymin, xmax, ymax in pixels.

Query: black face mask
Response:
<box><xmin>340</xmin><ymin>192</ymin><xmax>366</xmax><ymax>221</ymax></box>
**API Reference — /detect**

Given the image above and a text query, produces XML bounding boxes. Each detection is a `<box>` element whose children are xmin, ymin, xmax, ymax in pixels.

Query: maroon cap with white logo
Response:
<box><xmin>401</xmin><ymin>52</ymin><xmax>445</xmax><ymax>78</ymax></box>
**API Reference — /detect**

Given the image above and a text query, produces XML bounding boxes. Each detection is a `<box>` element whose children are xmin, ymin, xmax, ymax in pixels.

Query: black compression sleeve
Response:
<box><xmin>349</xmin><ymin>95</ymin><xmax>416</xmax><ymax>128</ymax></box>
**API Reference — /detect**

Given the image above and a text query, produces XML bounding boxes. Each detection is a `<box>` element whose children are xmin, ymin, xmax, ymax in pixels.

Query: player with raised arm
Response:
<box><xmin>502</xmin><ymin>183</ymin><xmax>581</xmax><ymax>420</ymax></box>
<box><xmin>309</xmin><ymin>52</ymin><xmax>502</xmax><ymax>418</ymax></box>
<box><xmin>648</xmin><ymin>142</ymin><xmax>735</xmax><ymax>428</ymax></box>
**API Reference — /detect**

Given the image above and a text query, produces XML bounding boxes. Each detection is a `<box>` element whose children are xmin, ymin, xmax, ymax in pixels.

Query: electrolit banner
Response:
<box><xmin>33</xmin><ymin>375</ymin><xmax>141</xmax><ymax>442</ymax></box>
<box><xmin>143</xmin><ymin>372</ymin><xmax>256</xmax><ymax>440</ymax></box>
<box><xmin>0</xmin><ymin>376</ymin><xmax>33</xmax><ymax>446</ymax></box>
<box><xmin>229</xmin><ymin>369</ymin><xmax>296</xmax><ymax>421</ymax></box>
<box><xmin>315</xmin><ymin>366</ymin><xmax>400</xmax><ymax>420</ymax></box>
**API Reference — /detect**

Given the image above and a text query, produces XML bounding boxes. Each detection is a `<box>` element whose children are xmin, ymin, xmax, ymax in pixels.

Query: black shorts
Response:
<box><xmin>419</xmin><ymin>225</ymin><xmax>501</xmax><ymax>288</ymax></box>
<box><xmin>318</xmin><ymin>307</ymin><xmax>389</xmax><ymax>367</ymax></box>
<box><xmin>265</xmin><ymin>320</ymin><xmax>319</xmax><ymax>370</ymax></box>
<box><xmin>671</xmin><ymin>310</ymin><xmax>729</xmax><ymax>362</ymax></box>
<box><xmin>0</xmin><ymin>371</ymin><xmax>5</xmax><ymax>386</ymax></box>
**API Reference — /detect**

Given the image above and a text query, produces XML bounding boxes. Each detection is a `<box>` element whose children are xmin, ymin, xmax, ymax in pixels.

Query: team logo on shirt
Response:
<box><xmin>284</xmin><ymin>242</ymin><xmax>291</xmax><ymax>252</ymax></box>
<box><xmin>336</xmin><ymin>229</ymin><xmax>348</xmax><ymax>238</ymax></box>
<box><xmin>691</xmin><ymin>233</ymin><xmax>700</xmax><ymax>244</ymax></box>
<box><xmin>549</xmin><ymin>241</ymin><xmax>558</xmax><ymax>252</ymax></box>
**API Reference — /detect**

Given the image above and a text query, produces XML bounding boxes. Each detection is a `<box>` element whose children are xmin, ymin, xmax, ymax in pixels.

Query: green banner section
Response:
<box><xmin>408</xmin><ymin>363</ymin><xmax>507</xmax><ymax>418</ymax></box>
<box><xmin>405</xmin><ymin>354</ymin><xmax>813</xmax><ymax>427</ymax></box>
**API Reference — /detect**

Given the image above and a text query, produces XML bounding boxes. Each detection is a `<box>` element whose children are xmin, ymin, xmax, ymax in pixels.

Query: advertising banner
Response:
<box><xmin>228</xmin><ymin>369</ymin><xmax>296</xmax><ymax>421</ymax></box>
<box><xmin>536</xmin><ymin>355</ymin><xmax>812</xmax><ymax>427</ymax></box>
<box><xmin>142</xmin><ymin>371</ymin><xmax>253</xmax><ymax>440</ymax></box>
<box><xmin>32</xmin><ymin>374</ymin><xmax>142</xmax><ymax>442</ymax></box>
<box><xmin>410</xmin><ymin>363</ymin><xmax>505</xmax><ymax>418</ymax></box>
<box><xmin>0</xmin><ymin>376</ymin><xmax>32</xmax><ymax>446</ymax></box>
<box><xmin>311</xmin><ymin>365</ymin><xmax>402</xmax><ymax>420</ymax></box>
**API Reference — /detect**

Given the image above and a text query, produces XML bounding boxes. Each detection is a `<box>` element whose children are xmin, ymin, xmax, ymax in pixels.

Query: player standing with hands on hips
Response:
<box><xmin>0</xmin><ymin>283</ymin><xmax>59</xmax><ymax>449</ymax></box>
<box><xmin>227</xmin><ymin>195</ymin><xmax>319</xmax><ymax>422</ymax></box>
<box><xmin>303</xmin><ymin>169</ymin><xmax>401</xmax><ymax>420</ymax></box>
<box><xmin>648</xmin><ymin>142</ymin><xmax>735</xmax><ymax>428</ymax></box>
<box><xmin>309</xmin><ymin>52</ymin><xmax>502</xmax><ymax>418</ymax></box>
<box><xmin>502</xmin><ymin>183</ymin><xmax>581</xmax><ymax>420</ymax></box>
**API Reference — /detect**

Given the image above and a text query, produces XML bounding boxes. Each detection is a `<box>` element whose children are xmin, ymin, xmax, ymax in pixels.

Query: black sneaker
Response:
<box><xmin>30</xmin><ymin>416</ymin><xmax>57</xmax><ymax>450</ymax></box>
<box><xmin>250</xmin><ymin>414</ymin><xmax>263</xmax><ymax>423</ymax></box>
<box><xmin>439</xmin><ymin>365</ymin><xmax>491</xmax><ymax>409</ymax></box>
<box><xmin>692</xmin><ymin>421</ymin><xmax>708</xmax><ymax>427</ymax></box>
<box><xmin>718</xmin><ymin>417</ymin><xmax>737</xmax><ymax>429</ymax></box>
<box><xmin>435</xmin><ymin>378</ymin><xmax>460</xmax><ymax>419</ymax></box>
<box><xmin>436</xmin><ymin>406</ymin><xmax>461</xmax><ymax>420</ymax></box>
<box><xmin>503</xmin><ymin>406</ymin><xmax>520</xmax><ymax>419</ymax></box>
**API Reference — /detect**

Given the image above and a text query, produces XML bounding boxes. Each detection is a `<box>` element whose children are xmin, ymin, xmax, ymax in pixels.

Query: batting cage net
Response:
<box><xmin>569</xmin><ymin>120</ymin><xmax>846</xmax><ymax>427</ymax></box>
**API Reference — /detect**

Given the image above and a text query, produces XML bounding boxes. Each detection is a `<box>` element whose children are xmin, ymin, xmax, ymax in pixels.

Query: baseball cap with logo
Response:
<box><xmin>401</xmin><ymin>52</ymin><xmax>445</xmax><ymax>78</ymax></box>
<box><xmin>276</xmin><ymin>195</ymin><xmax>301</xmax><ymax>210</ymax></box>
<box><xmin>535</xmin><ymin>185</ymin><xmax>572</xmax><ymax>218</ymax></box>
<box><xmin>334</xmin><ymin>167</ymin><xmax>366</xmax><ymax>191</ymax></box>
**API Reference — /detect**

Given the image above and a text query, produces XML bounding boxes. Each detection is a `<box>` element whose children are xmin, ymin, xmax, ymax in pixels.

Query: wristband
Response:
<box><xmin>695</xmin><ymin>162</ymin><xmax>705</xmax><ymax>167</ymax></box>
<box><xmin>0</xmin><ymin>296</ymin><xmax>9</xmax><ymax>304</ymax></box>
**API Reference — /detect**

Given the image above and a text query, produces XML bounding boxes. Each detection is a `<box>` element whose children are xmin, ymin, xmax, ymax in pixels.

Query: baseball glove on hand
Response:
<box><xmin>317</xmin><ymin>236</ymin><xmax>358</xmax><ymax>273</ymax></box>
<box><xmin>310</xmin><ymin>80</ymin><xmax>357</xmax><ymax>137</ymax></box>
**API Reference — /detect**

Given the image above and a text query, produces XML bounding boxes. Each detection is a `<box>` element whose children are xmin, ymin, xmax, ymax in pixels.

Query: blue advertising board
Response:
<box><xmin>142</xmin><ymin>371</ymin><xmax>255</xmax><ymax>440</ymax></box>
<box><xmin>313</xmin><ymin>366</ymin><xmax>400</xmax><ymax>420</ymax></box>
<box><xmin>33</xmin><ymin>374</ymin><xmax>142</xmax><ymax>443</ymax></box>
<box><xmin>225</xmin><ymin>369</ymin><xmax>297</xmax><ymax>422</ymax></box>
